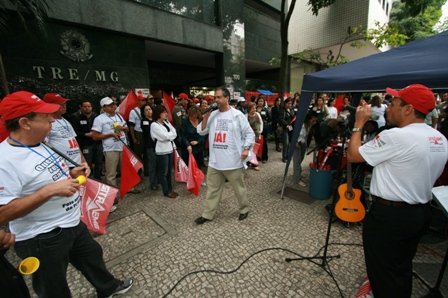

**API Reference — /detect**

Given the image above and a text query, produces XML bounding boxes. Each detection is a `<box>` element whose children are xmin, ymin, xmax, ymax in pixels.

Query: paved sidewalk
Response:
<box><xmin>8</xmin><ymin>143</ymin><xmax>447</xmax><ymax>297</ymax></box>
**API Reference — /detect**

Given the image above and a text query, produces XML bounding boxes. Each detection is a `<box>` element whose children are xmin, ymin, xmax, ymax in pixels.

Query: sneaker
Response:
<box><xmin>195</xmin><ymin>216</ymin><xmax>211</xmax><ymax>225</ymax></box>
<box><xmin>201</xmin><ymin>182</ymin><xmax>207</xmax><ymax>186</ymax></box>
<box><xmin>107</xmin><ymin>278</ymin><xmax>133</xmax><ymax>297</ymax></box>
<box><xmin>298</xmin><ymin>180</ymin><xmax>307</xmax><ymax>187</ymax></box>
<box><xmin>110</xmin><ymin>205</ymin><xmax>118</xmax><ymax>213</ymax></box>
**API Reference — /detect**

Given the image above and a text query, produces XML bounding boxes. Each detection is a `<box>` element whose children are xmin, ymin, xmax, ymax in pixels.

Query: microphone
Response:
<box><xmin>202</xmin><ymin>103</ymin><xmax>218</xmax><ymax>114</ymax></box>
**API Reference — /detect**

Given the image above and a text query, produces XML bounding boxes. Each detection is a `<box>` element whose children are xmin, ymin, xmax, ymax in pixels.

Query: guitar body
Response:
<box><xmin>335</xmin><ymin>183</ymin><xmax>365</xmax><ymax>223</ymax></box>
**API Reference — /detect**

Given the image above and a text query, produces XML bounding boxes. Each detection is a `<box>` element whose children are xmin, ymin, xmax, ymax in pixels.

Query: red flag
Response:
<box><xmin>80</xmin><ymin>178</ymin><xmax>118</xmax><ymax>234</ymax></box>
<box><xmin>173</xmin><ymin>149</ymin><xmax>188</xmax><ymax>183</ymax></box>
<box><xmin>162</xmin><ymin>91</ymin><xmax>176</xmax><ymax>124</ymax></box>
<box><xmin>118</xmin><ymin>90</ymin><xmax>139</xmax><ymax>120</ymax></box>
<box><xmin>187</xmin><ymin>151</ymin><xmax>205</xmax><ymax>196</ymax></box>
<box><xmin>120</xmin><ymin>146</ymin><xmax>143</xmax><ymax>198</ymax></box>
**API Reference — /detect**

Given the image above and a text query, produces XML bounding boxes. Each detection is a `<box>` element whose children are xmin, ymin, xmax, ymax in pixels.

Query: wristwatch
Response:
<box><xmin>352</xmin><ymin>127</ymin><xmax>362</xmax><ymax>133</ymax></box>
<box><xmin>243</xmin><ymin>146</ymin><xmax>250</xmax><ymax>150</ymax></box>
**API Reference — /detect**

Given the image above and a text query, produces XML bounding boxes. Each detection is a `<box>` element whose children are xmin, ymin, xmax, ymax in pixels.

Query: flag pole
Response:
<box><xmin>43</xmin><ymin>142</ymin><xmax>117</xmax><ymax>189</ymax></box>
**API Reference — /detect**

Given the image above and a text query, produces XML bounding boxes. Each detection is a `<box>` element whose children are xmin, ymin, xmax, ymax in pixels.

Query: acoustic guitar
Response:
<box><xmin>335</xmin><ymin>162</ymin><xmax>365</xmax><ymax>223</ymax></box>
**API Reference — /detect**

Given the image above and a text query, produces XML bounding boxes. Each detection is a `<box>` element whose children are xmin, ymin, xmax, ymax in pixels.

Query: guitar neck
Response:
<box><xmin>347</xmin><ymin>162</ymin><xmax>353</xmax><ymax>193</ymax></box>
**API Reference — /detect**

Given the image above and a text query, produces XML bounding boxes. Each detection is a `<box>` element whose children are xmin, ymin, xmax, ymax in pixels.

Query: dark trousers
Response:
<box><xmin>0</xmin><ymin>250</ymin><xmax>30</xmax><ymax>298</ymax></box>
<box><xmin>282</xmin><ymin>130</ymin><xmax>292</xmax><ymax>161</ymax></box>
<box><xmin>363</xmin><ymin>202</ymin><xmax>431</xmax><ymax>298</ymax></box>
<box><xmin>14</xmin><ymin>222</ymin><xmax>120</xmax><ymax>298</ymax></box>
<box><xmin>261</xmin><ymin>129</ymin><xmax>268</xmax><ymax>161</ymax></box>
<box><xmin>145</xmin><ymin>148</ymin><xmax>158</xmax><ymax>187</ymax></box>
<box><xmin>156</xmin><ymin>153</ymin><xmax>173</xmax><ymax>195</ymax></box>
<box><xmin>82</xmin><ymin>143</ymin><xmax>104</xmax><ymax>179</ymax></box>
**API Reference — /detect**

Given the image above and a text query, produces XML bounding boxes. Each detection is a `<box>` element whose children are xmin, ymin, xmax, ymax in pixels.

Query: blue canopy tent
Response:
<box><xmin>281</xmin><ymin>30</ymin><xmax>448</xmax><ymax>197</ymax></box>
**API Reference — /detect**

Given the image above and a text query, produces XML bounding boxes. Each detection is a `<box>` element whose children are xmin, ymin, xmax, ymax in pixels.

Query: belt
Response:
<box><xmin>371</xmin><ymin>195</ymin><xmax>426</xmax><ymax>207</ymax></box>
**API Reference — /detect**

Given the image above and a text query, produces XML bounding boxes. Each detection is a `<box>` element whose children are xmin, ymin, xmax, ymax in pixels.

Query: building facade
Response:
<box><xmin>288</xmin><ymin>0</ymin><xmax>392</xmax><ymax>93</ymax></box>
<box><xmin>0</xmin><ymin>0</ymin><xmax>281</xmax><ymax>105</ymax></box>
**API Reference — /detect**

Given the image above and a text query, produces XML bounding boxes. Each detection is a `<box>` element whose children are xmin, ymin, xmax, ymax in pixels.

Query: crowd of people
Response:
<box><xmin>1</xmin><ymin>85</ymin><xmax>448</xmax><ymax>297</ymax></box>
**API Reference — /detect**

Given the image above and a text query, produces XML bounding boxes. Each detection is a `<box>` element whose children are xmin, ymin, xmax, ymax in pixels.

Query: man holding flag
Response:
<box><xmin>0</xmin><ymin>91</ymin><xmax>133</xmax><ymax>297</ymax></box>
<box><xmin>91</xmin><ymin>97</ymin><xmax>128</xmax><ymax>189</ymax></box>
<box><xmin>91</xmin><ymin>97</ymin><xmax>142</xmax><ymax>201</ymax></box>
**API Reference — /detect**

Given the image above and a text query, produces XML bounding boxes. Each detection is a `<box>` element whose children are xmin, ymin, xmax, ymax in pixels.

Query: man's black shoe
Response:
<box><xmin>238</xmin><ymin>212</ymin><xmax>249</xmax><ymax>221</ymax></box>
<box><xmin>106</xmin><ymin>278</ymin><xmax>133</xmax><ymax>297</ymax></box>
<box><xmin>195</xmin><ymin>217</ymin><xmax>211</xmax><ymax>225</ymax></box>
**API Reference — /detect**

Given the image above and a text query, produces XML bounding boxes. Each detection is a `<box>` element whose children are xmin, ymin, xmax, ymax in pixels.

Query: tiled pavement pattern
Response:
<box><xmin>7</xmin><ymin>143</ymin><xmax>447</xmax><ymax>297</ymax></box>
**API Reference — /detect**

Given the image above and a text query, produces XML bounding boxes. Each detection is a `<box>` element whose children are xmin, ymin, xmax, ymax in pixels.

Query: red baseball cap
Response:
<box><xmin>0</xmin><ymin>91</ymin><xmax>60</xmax><ymax>121</ymax></box>
<box><xmin>178</xmin><ymin>93</ymin><xmax>189</xmax><ymax>100</ymax></box>
<box><xmin>43</xmin><ymin>93</ymin><xmax>69</xmax><ymax>104</ymax></box>
<box><xmin>385</xmin><ymin>84</ymin><xmax>435</xmax><ymax>114</ymax></box>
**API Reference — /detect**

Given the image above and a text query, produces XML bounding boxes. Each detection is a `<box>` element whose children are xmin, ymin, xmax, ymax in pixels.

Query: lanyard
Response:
<box><xmin>8</xmin><ymin>136</ymin><xmax>68</xmax><ymax>177</ymax></box>
<box><xmin>55</xmin><ymin>118</ymin><xmax>69</xmax><ymax>132</ymax></box>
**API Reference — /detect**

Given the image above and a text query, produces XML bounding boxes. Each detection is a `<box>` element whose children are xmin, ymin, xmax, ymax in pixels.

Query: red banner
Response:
<box><xmin>187</xmin><ymin>152</ymin><xmax>205</xmax><ymax>197</ymax></box>
<box><xmin>80</xmin><ymin>178</ymin><xmax>118</xmax><ymax>234</ymax></box>
<box><xmin>174</xmin><ymin>149</ymin><xmax>188</xmax><ymax>183</ymax></box>
<box><xmin>118</xmin><ymin>90</ymin><xmax>139</xmax><ymax>120</ymax></box>
<box><xmin>162</xmin><ymin>91</ymin><xmax>177</xmax><ymax>124</ymax></box>
<box><xmin>120</xmin><ymin>146</ymin><xmax>143</xmax><ymax>198</ymax></box>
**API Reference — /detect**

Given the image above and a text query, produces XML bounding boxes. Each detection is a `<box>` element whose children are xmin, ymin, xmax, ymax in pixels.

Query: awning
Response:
<box><xmin>257</xmin><ymin>89</ymin><xmax>274</xmax><ymax>95</ymax></box>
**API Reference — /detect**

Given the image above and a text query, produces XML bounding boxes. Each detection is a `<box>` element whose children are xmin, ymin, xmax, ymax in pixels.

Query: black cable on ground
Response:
<box><xmin>161</xmin><ymin>242</ymin><xmax>363</xmax><ymax>298</ymax></box>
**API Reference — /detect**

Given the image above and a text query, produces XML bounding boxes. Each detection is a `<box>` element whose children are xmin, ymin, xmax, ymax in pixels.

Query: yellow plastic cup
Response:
<box><xmin>18</xmin><ymin>257</ymin><xmax>40</xmax><ymax>275</ymax></box>
<box><xmin>76</xmin><ymin>175</ymin><xmax>87</xmax><ymax>185</ymax></box>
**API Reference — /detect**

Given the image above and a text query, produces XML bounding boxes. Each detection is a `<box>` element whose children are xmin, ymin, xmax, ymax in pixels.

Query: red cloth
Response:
<box><xmin>256</xmin><ymin>136</ymin><xmax>264</xmax><ymax>159</ymax></box>
<box><xmin>80</xmin><ymin>178</ymin><xmax>118</xmax><ymax>234</ymax></box>
<box><xmin>250</xmin><ymin>143</ymin><xmax>260</xmax><ymax>166</ymax></box>
<box><xmin>120</xmin><ymin>146</ymin><xmax>143</xmax><ymax>198</ymax></box>
<box><xmin>174</xmin><ymin>149</ymin><xmax>188</xmax><ymax>183</ymax></box>
<box><xmin>162</xmin><ymin>91</ymin><xmax>177</xmax><ymax>124</ymax></box>
<box><xmin>187</xmin><ymin>151</ymin><xmax>205</xmax><ymax>196</ymax></box>
<box><xmin>118</xmin><ymin>90</ymin><xmax>139</xmax><ymax>120</ymax></box>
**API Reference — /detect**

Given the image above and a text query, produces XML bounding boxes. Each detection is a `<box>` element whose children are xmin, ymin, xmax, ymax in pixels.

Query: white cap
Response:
<box><xmin>238</xmin><ymin>96</ymin><xmax>246</xmax><ymax>102</ymax></box>
<box><xmin>100</xmin><ymin>97</ymin><xmax>114</xmax><ymax>107</ymax></box>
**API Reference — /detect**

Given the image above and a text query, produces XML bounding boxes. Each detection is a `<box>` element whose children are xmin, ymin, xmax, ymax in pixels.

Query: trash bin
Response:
<box><xmin>309</xmin><ymin>168</ymin><xmax>333</xmax><ymax>200</ymax></box>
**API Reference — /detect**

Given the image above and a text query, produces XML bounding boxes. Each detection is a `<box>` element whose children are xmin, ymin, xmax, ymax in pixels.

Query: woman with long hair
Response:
<box><xmin>370</xmin><ymin>95</ymin><xmax>387</xmax><ymax>128</ymax></box>
<box><xmin>279</xmin><ymin>97</ymin><xmax>294</xmax><ymax>162</ymax></box>
<box><xmin>271</xmin><ymin>97</ymin><xmax>282</xmax><ymax>152</ymax></box>
<box><xmin>182</xmin><ymin>106</ymin><xmax>206</xmax><ymax>169</ymax></box>
<box><xmin>256</xmin><ymin>96</ymin><xmax>271</xmax><ymax>163</ymax></box>
<box><xmin>247</xmin><ymin>102</ymin><xmax>263</xmax><ymax>170</ymax></box>
<box><xmin>150</xmin><ymin>105</ymin><xmax>178</xmax><ymax>198</ymax></box>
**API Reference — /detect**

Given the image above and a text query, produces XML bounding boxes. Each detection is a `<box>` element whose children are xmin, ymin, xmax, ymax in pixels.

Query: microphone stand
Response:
<box><xmin>285</xmin><ymin>134</ymin><xmax>349</xmax><ymax>272</ymax></box>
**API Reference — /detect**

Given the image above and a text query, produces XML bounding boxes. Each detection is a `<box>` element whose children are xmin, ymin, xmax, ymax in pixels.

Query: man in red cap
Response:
<box><xmin>0</xmin><ymin>91</ymin><xmax>133</xmax><ymax>297</ymax></box>
<box><xmin>347</xmin><ymin>84</ymin><xmax>448</xmax><ymax>297</ymax></box>
<box><xmin>172</xmin><ymin>92</ymin><xmax>189</xmax><ymax>146</ymax></box>
<box><xmin>43</xmin><ymin>93</ymin><xmax>89</xmax><ymax>171</ymax></box>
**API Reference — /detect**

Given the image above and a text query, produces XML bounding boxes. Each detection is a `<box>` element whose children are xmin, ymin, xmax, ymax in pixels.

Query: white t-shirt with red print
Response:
<box><xmin>91</xmin><ymin>112</ymin><xmax>127</xmax><ymax>152</ymax></box>
<box><xmin>47</xmin><ymin>117</ymin><xmax>81</xmax><ymax>166</ymax></box>
<box><xmin>198</xmin><ymin>108</ymin><xmax>255</xmax><ymax>170</ymax></box>
<box><xmin>0</xmin><ymin>141</ymin><xmax>80</xmax><ymax>241</ymax></box>
<box><xmin>359</xmin><ymin>123</ymin><xmax>448</xmax><ymax>204</ymax></box>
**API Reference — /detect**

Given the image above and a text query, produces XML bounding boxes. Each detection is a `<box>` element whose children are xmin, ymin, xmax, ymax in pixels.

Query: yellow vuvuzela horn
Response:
<box><xmin>18</xmin><ymin>257</ymin><xmax>40</xmax><ymax>275</ymax></box>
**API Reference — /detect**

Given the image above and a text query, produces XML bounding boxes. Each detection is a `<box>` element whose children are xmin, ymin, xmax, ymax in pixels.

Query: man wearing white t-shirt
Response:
<box><xmin>195</xmin><ymin>86</ymin><xmax>255</xmax><ymax>224</ymax></box>
<box><xmin>129</xmin><ymin>97</ymin><xmax>146</xmax><ymax>163</ymax></box>
<box><xmin>91</xmin><ymin>97</ymin><xmax>128</xmax><ymax>188</ymax></box>
<box><xmin>347</xmin><ymin>84</ymin><xmax>448</xmax><ymax>297</ymax></box>
<box><xmin>0</xmin><ymin>91</ymin><xmax>133</xmax><ymax>297</ymax></box>
<box><xmin>42</xmin><ymin>93</ymin><xmax>88</xmax><ymax>169</ymax></box>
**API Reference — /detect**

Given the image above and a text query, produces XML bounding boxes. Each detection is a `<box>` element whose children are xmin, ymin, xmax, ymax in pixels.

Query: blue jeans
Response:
<box><xmin>14</xmin><ymin>222</ymin><xmax>120</xmax><ymax>298</ymax></box>
<box><xmin>156</xmin><ymin>153</ymin><xmax>173</xmax><ymax>195</ymax></box>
